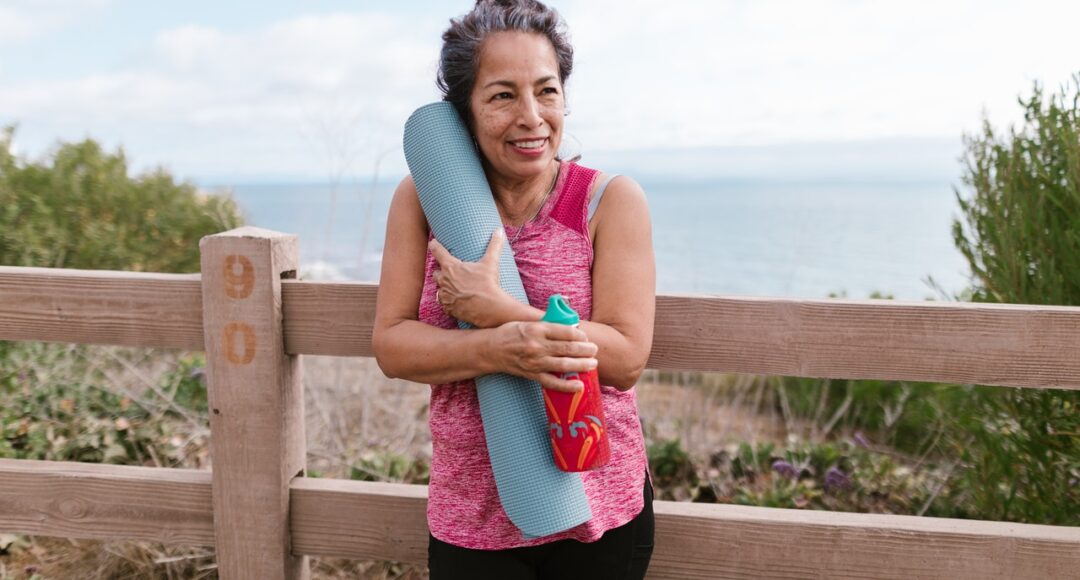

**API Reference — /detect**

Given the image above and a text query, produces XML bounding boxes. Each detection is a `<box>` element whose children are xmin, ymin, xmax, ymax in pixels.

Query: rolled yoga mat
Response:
<box><xmin>403</xmin><ymin>102</ymin><xmax>592</xmax><ymax>538</ymax></box>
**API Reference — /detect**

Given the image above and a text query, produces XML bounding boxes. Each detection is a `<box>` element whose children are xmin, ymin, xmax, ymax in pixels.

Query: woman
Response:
<box><xmin>372</xmin><ymin>1</ymin><xmax>656</xmax><ymax>578</ymax></box>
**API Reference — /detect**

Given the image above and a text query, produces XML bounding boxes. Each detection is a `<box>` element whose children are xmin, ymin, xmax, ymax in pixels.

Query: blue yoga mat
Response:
<box><xmin>403</xmin><ymin>102</ymin><xmax>592</xmax><ymax>538</ymax></box>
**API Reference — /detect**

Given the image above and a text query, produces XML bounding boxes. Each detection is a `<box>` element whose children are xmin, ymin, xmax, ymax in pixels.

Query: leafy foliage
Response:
<box><xmin>0</xmin><ymin>346</ymin><xmax>209</xmax><ymax>468</ymax></box>
<box><xmin>648</xmin><ymin>435</ymin><xmax>965</xmax><ymax>516</ymax></box>
<box><xmin>348</xmin><ymin>450</ymin><xmax>430</xmax><ymax>484</ymax></box>
<box><xmin>0</xmin><ymin>126</ymin><xmax>242</xmax><ymax>272</ymax></box>
<box><xmin>948</xmin><ymin>75</ymin><xmax>1080</xmax><ymax>524</ymax></box>
<box><xmin>953</xmin><ymin>79</ymin><xmax>1080</xmax><ymax>305</ymax></box>
<box><xmin>647</xmin><ymin>438</ymin><xmax>703</xmax><ymax>501</ymax></box>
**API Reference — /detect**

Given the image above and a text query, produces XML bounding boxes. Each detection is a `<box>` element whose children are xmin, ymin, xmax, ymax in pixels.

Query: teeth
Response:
<box><xmin>515</xmin><ymin>139</ymin><xmax>545</xmax><ymax>149</ymax></box>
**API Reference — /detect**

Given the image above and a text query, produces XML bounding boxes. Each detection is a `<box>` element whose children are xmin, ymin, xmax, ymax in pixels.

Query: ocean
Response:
<box><xmin>218</xmin><ymin>177</ymin><xmax>970</xmax><ymax>301</ymax></box>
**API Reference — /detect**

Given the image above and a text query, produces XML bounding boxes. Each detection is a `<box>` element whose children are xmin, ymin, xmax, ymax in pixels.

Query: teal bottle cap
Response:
<box><xmin>541</xmin><ymin>294</ymin><xmax>580</xmax><ymax>326</ymax></box>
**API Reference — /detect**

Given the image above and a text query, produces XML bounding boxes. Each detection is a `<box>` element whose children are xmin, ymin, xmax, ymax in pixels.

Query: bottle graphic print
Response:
<box><xmin>541</xmin><ymin>294</ymin><xmax>611</xmax><ymax>472</ymax></box>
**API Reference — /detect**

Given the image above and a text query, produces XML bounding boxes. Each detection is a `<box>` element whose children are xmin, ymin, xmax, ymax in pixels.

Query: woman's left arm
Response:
<box><xmin>579</xmin><ymin>176</ymin><xmax>656</xmax><ymax>390</ymax></box>
<box><xmin>429</xmin><ymin>176</ymin><xmax>655</xmax><ymax>390</ymax></box>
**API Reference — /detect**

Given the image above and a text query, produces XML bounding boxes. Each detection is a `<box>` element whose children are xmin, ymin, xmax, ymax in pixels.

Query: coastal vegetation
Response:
<box><xmin>2</xmin><ymin>75</ymin><xmax>1079</xmax><ymax>578</ymax></box>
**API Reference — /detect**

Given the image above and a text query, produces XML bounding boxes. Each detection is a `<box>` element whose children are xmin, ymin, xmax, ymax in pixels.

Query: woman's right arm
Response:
<box><xmin>371</xmin><ymin>177</ymin><xmax>598</xmax><ymax>391</ymax></box>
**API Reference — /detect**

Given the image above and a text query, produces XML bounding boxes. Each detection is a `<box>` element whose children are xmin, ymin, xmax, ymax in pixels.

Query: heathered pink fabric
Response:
<box><xmin>418</xmin><ymin>161</ymin><xmax>649</xmax><ymax>549</ymax></box>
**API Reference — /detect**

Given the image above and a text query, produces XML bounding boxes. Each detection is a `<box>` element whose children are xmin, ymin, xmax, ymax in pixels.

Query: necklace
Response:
<box><xmin>506</xmin><ymin>164</ymin><xmax>559</xmax><ymax>245</ymax></box>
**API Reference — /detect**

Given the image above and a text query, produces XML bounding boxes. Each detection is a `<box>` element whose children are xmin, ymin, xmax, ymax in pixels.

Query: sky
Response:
<box><xmin>2</xmin><ymin>0</ymin><xmax>1079</xmax><ymax>183</ymax></box>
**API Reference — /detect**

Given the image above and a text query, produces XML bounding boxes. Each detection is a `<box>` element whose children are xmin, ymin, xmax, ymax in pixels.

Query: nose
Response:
<box><xmin>517</xmin><ymin>94</ymin><xmax>543</xmax><ymax>128</ymax></box>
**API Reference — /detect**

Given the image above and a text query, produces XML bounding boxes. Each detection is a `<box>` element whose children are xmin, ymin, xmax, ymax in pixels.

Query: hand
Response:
<box><xmin>490</xmin><ymin>321</ymin><xmax>599</xmax><ymax>392</ymax></box>
<box><xmin>430</xmin><ymin>228</ymin><xmax>519</xmax><ymax>327</ymax></box>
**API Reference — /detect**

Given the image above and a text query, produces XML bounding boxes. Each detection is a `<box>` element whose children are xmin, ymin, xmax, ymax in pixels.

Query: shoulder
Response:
<box><xmin>394</xmin><ymin>174</ymin><xmax>418</xmax><ymax>198</ymax></box>
<box><xmin>591</xmin><ymin>173</ymin><xmax>648</xmax><ymax>218</ymax></box>
<box><xmin>587</xmin><ymin>172</ymin><xmax>649</xmax><ymax>242</ymax></box>
<box><xmin>388</xmin><ymin>175</ymin><xmax>429</xmax><ymax>232</ymax></box>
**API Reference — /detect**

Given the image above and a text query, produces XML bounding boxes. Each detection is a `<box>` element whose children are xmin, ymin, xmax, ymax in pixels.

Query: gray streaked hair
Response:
<box><xmin>437</xmin><ymin>0</ymin><xmax>574</xmax><ymax>130</ymax></box>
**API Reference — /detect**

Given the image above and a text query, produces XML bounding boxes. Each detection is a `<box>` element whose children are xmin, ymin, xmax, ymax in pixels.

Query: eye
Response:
<box><xmin>492</xmin><ymin>91</ymin><xmax>513</xmax><ymax>101</ymax></box>
<box><xmin>541</xmin><ymin>86</ymin><xmax>559</xmax><ymax>95</ymax></box>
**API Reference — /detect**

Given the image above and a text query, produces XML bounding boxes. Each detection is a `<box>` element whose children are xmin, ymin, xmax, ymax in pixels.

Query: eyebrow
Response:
<box><xmin>482</xmin><ymin>75</ymin><xmax>558</xmax><ymax>90</ymax></box>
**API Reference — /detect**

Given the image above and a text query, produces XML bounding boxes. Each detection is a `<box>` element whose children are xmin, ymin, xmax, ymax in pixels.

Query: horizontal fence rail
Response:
<box><xmin>3</xmin><ymin>251</ymin><xmax>1080</xmax><ymax>579</ymax></box>
<box><xmin>0</xmin><ymin>266</ymin><xmax>204</xmax><ymax>350</ymax></box>
<box><xmin>1</xmin><ymin>459</ymin><xmax>1078</xmax><ymax>579</ymax></box>
<box><xmin>3</xmin><ymin>266</ymin><xmax>1080</xmax><ymax>390</ymax></box>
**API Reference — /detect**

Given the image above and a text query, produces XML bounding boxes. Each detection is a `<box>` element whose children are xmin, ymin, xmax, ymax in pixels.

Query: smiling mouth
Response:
<box><xmin>511</xmin><ymin>138</ymin><xmax>548</xmax><ymax>150</ymax></box>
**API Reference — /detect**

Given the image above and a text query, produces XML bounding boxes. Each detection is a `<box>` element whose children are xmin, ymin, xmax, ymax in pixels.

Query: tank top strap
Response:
<box><xmin>587</xmin><ymin>174</ymin><xmax>619</xmax><ymax>223</ymax></box>
<box><xmin>548</xmin><ymin>162</ymin><xmax>600</xmax><ymax>237</ymax></box>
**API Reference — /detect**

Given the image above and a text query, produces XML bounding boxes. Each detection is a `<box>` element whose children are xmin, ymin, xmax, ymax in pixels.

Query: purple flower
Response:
<box><xmin>772</xmin><ymin>459</ymin><xmax>797</xmax><ymax>480</ymax></box>
<box><xmin>824</xmin><ymin>466</ymin><xmax>851</xmax><ymax>491</ymax></box>
<box><xmin>853</xmin><ymin>431</ymin><xmax>870</xmax><ymax>448</ymax></box>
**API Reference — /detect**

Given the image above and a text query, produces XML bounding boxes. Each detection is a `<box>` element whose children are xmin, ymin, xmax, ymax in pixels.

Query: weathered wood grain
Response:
<box><xmin>649</xmin><ymin>294</ymin><xmax>1080</xmax><ymax>390</ymax></box>
<box><xmin>288</xmin><ymin>478</ymin><xmax>1080</xmax><ymax>580</ymax></box>
<box><xmin>280</xmin><ymin>279</ymin><xmax>377</xmax><ymax>357</ymax></box>
<box><xmin>199</xmin><ymin>227</ymin><xmax>309</xmax><ymax>579</ymax></box>
<box><xmin>649</xmin><ymin>501</ymin><xmax>1080</xmax><ymax>579</ymax></box>
<box><xmin>4</xmin><ymin>462</ymin><xmax>1078</xmax><ymax>579</ymax></box>
<box><xmin>0</xmin><ymin>458</ymin><xmax>213</xmax><ymax>546</ymax></box>
<box><xmin>289</xmin><ymin>478</ymin><xmax>429</xmax><ymax>564</ymax></box>
<box><xmin>278</xmin><ymin>281</ymin><xmax>1080</xmax><ymax>390</ymax></box>
<box><xmin>0</xmin><ymin>266</ymin><xmax>203</xmax><ymax>349</ymax></box>
<box><xmin>5</xmin><ymin>269</ymin><xmax>1080</xmax><ymax>389</ymax></box>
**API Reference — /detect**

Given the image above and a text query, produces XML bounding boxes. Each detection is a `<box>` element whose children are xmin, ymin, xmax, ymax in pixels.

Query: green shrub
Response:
<box><xmin>775</xmin><ymin>376</ymin><xmax>961</xmax><ymax>455</ymax></box>
<box><xmin>0</xmin><ymin>127</ymin><xmax>231</xmax><ymax>468</ymax></box>
<box><xmin>647</xmin><ymin>438</ymin><xmax>703</xmax><ymax>501</ymax></box>
<box><xmin>686</xmin><ymin>437</ymin><xmax>958</xmax><ymax>515</ymax></box>
<box><xmin>348</xmin><ymin>449</ymin><xmax>430</xmax><ymax>484</ymax></box>
<box><xmin>0</xmin><ymin>345</ymin><xmax>208</xmax><ymax>467</ymax></box>
<box><xmin>0</xmin><ymin>125</ymin><xmax>242</xmax><ymax>273</ymax></box>
<box><xmin>948</xmin><ymin>74</ymin><xmax>1080</xmax><ymax>524</ymax></box>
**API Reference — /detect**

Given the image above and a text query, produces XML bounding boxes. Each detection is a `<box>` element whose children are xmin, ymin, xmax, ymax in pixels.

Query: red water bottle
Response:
<box><xmin>540</xmin><ymin>295</ymin><xmax>610</xmax><ymax>472</ymax></box>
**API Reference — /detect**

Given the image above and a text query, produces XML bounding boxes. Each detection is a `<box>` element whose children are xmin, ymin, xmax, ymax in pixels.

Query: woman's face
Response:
<box><xmin>469</xmin><ymin>31</ymin><xmax>564</xmax><ymax>183</ymax></box>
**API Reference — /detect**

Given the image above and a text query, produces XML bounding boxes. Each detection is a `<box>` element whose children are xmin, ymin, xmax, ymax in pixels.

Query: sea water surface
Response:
<box><xmin>216</xmin><ymin>177</ymin><xmax>970</xmax><ymax>301</ymax></box>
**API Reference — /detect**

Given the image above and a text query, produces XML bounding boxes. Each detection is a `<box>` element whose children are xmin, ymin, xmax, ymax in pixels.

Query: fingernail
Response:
<box><xmin>495</xmin><ymin>228</ymin><xmax>504</xmax><ymax>238</ymax></box>
<box><xmin>571</xmin><ymin>381</ymin><xmax>584</xmax><ymax>391</ymax></box>
<box><xmin>587</xmin><ymin>358</ymin><xmax>598</xmax><ymax>369</ymax></box>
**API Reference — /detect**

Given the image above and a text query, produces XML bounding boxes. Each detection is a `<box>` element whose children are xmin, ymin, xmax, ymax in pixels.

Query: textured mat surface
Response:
<box><xmin>403</xmin><ymin>102</ymin><xmax>591</xmax><ymax>538</ymax></box>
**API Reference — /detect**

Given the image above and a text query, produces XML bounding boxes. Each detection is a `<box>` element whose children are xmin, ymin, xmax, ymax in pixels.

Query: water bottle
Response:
<box><xmin>540</xmin><ymin>294</ymin><xmax>611</xmax><ymax>472</ymax></box>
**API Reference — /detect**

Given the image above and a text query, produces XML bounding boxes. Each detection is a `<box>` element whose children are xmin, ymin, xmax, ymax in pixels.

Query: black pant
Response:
<box><xmin>428</xmin><ymin>477</ymin><xmax>655</xmax><ymax>580</ymax></box>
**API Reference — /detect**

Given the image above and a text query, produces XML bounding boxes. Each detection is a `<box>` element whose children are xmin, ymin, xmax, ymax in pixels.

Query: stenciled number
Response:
<box><xmin>223</xmin><ymin>321</ymin><xmax>256</xmax><ymax>365</ymax></box>
<box><xmin>223</xmin><ymin>255</ymin><xmax>255</xmax><ymax>299</ymax></box>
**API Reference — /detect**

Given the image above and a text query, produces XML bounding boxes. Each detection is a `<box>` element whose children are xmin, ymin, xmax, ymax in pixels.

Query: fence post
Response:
<box><xmin>199</xmin><ymin>227</ymin><xmax>308</xmax><ymax>579</ymax></box>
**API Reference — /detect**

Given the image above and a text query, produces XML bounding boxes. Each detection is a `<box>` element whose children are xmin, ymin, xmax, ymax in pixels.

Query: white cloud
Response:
<box><xmin>1</xmin><ymin>10</ymin><xmax>445</xmax><ymax>179</ymax></box>
<box><xmin>0</xmin><ymin>6</ymin><xmax>39</xmax><ymax>43</ymax></box>
<box><xmin>0</xmin><ymin>0</ymin><xmax>115</xmax><ymax>44</ymax></box>
<box><xmin>3</xmin><ymin>1</ymin><xmax>1079</xmax><ymax>179</ymax></box>
<box><xmin>562</xmin><ymin>0</ymin><xmax>1080</xmax><ymax>150</ymax></box>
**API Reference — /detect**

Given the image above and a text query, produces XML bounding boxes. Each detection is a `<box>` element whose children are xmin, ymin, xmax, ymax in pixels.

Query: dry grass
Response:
<box><xmin>636</xmin><ymin>370</ymin><xmax>794</xmax><ymax>457</ymax></box>
<box><xmin>302</xmin><ymin>356</ymin><xmax>431</xmax><ymax>482</ymax></box>
<box><xmin>3</xmin><ymin>348</ymin><xmax>777</xmax><ymax>579</ymax></box>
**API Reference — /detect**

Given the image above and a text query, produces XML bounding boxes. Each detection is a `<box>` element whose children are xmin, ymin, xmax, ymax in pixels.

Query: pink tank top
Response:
<box><xmin>418</xmin><ymin>161</ymin><xmax>649</xmax><ymax>549</ymax></box>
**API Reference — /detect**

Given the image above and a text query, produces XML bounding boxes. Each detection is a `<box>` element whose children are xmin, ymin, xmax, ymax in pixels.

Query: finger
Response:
<box><xmin>551</xmin><ymin>340</ymin><xmax>598</xmax><ymax>358</ymax></box>
<box><xmin>552</xmin><ymin>356</ymin><xmax>598</xmax><ymax>374</ymax></box>
<box><xmin>536</xmin><ymin>372</ymin><xmax>584</xmax><ymax>393</ymax></box>
<box><xmin>428</xmin><ymin>238</ymin><xmax>457</xmax><ymax>266</ymax></box>
<box><xmin>483</xmin><ymin>227</ymin><xmax>505</xmax><ymax>264</ymax></box>
<box><xmin>540</xmin><ymin>322</ymin><xmax>588</xmax><ymax>342</ymax></box>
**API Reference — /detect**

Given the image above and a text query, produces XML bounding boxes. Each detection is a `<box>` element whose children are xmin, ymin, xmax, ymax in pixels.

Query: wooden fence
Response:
<box><xmin>1</xmin><ymin>226</ymin><xmax>1078</xmax><ymax>579</ymax></box>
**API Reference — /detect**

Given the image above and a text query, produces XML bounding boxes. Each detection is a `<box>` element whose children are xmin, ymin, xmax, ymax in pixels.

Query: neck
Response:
<box><xmin>489</xmin><ymin>161</ymin><xmax>560</xmax><ymax>224</ymax></box>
